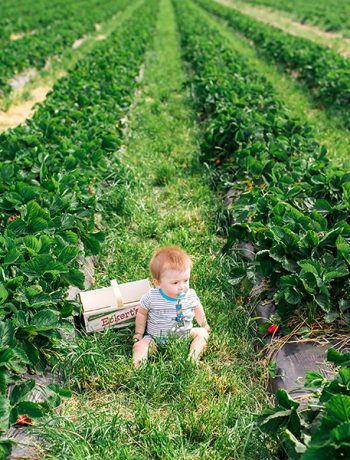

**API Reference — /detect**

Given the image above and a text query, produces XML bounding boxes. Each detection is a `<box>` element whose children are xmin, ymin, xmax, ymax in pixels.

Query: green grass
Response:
<box><xmin>200</xmin><ymin>2</ymin><xmax>350</xmax><ymax>168</ymax></box>
<box><xmin>34</xmin><ymin>0</ymin><xmax>276</xmax><ymax>458</ymax></box>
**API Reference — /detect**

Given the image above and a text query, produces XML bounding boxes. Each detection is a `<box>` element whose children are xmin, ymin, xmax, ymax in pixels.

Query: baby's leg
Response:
<box><xmin>133</xmin><ymin>337</ymin><xmax>156</xmax><ymax>368</ymax></box>
<box><xmin>188</xmin><ymin>327</ymin><xmax>209</xmax><ymax>362</ymax></box>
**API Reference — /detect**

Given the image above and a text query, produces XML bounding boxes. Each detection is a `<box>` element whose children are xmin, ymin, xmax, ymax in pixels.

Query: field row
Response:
<box><xmin>196</xmin><ymin>0</ymin><xmax>350</xmax><ymax>126</ymax></box>
<box><xmin>240</xmin><ymin>0</ymin><xmax>350</xmax><ymax>35</ymax></box>
<box><xmin>0</xmin><ymin>1</ymin><xmax>158</xmax><ymax>457</ymax></box>
<box><xmin>1</xmin><ymin>0</ymin><xmax>71</xmax><ymax>39</ymax></box>
<box><xmin>181</xmin><ymin>2</ymin><xmax>350</xmax><ymax>325</ymax></box>
<box><xmin>0</xmin><ymin>0</ymin><xmax>130</xmax><ymax>97</ymax></box>
<box><xmin>174</xmin><ymin>0</ymin><xmax>350</xmax><ymax>457</ymax></box>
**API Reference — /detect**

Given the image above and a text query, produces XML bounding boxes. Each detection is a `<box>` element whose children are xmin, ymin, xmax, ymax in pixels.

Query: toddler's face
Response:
<box><xmin>154</xmin><ymin>267</ymin><xmax>191</xmax><ymax>299</ymax></box>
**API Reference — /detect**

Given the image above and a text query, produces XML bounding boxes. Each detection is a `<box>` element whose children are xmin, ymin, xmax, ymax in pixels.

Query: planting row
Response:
<box><xmin>173</xmin><ymin>0</ymin><xmax>350</xmax><ymax>325</ymax></box>
<box><xmin>0</xmin><ymin>0</ymin><xmax>130</xmax><ymax>97</ymax></box>
<box><xmin>0</xmin><ymin>0</ymin><xmax>82</xmax><ymax>40</ymax></box>
<box><xmin>195</xmin><ymin>0</ymin><xmax>350</xmax><ymax>126</ymax></box>
<box><xmin>0</xmin><ymin>0</ymin><xmax>158</xmax><ymax>456</ymax></box>
<box><xmin>174</xmin><ymin>0</ymin><xmax>350</xmax><ymax>457</ymax></box>
<box><xmin>241</xmin><ymin>0</ymin><xmax>350</xmax><ymax>34</ymax></box>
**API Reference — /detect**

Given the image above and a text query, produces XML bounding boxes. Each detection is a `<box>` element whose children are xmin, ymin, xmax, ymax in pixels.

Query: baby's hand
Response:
<box><xmin>203</xmin><ymin>324</ymin><xmax>210</xmax><ymax>333</ymax></box>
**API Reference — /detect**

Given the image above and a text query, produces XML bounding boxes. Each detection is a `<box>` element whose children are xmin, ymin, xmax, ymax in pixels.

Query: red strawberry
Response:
<box><xmin>215</xmin><ymin>159</ymin><xmax>221</xmax><ymax>166</ymax></box>
<box><xmin>88</xmin><ymin>185</ymin><xmax>94</xmax><ymax>195</ymax></box>
<box><xmin>268</xmin><ymin>324</ymin><xmax>279</xmax><ymax>334</ymax></box>
<box><xmin>16</xmin><ymin>415</ymin><xmax>32</xmax><ymax>425</ymax></box>
<box><xmin>8</xmin><ymin>215</ymin><xmax>18</xmax><ymax>222</ymax></box>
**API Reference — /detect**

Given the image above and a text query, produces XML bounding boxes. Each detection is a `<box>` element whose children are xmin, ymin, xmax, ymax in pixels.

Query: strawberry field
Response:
<box><xmin>0</xmin><ymin>0</ymin><xmax>349</xmax><ymax>459</ymax></box>
<box><xmin>0</xmin><ymin>0</ymin><xmax>131</xmax><ymax>97</ymax></box>
<box><xmin>236</xmin><ymin>0</ymin><xmax>350</xmax><ymax>34</ymax></box>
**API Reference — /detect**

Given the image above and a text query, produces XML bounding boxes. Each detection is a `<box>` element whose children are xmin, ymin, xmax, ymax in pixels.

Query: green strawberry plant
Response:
<box><xmin>0</xmin><ymin>0</ymin><xmax>159</xmax><ymax>455</ymax></box>
<box><xmin>237</xmin><ymin>0</ymin><xmax>350</xmax><ymax>34</ymax></box>
<box><xmin>173</xmin><ymin>0</ymin><xmax>350</xmax><ymax>325</ymax></box>
<box><xmin>195</xmin><ymin>0</ymin><xmax>350</xmax><ymax>126</ymax></box>
<box><xmin>258</xmin><ymin>348</ymin><xmax>350</xmax><ymax>459</ymax></box>
<box><xmin>0</xmin><ymin>319</ymin><xmax>71</xmax><ymax>457</ymax></box>
<box><xmin>173</xmin><ymin>7</ymin><xmax>350</xmax><ymax>457</ymax></box>
<box><xmin>0</xmin><ymin>0</ymin><xmax>131</xmax><ymax>97</ymax></box>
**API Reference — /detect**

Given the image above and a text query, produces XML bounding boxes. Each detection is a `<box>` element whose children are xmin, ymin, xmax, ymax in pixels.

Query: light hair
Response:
<box><xmin>150</xmin><ymin>246</ymin><xmax>193</xmax><ymax>280</ymax></box>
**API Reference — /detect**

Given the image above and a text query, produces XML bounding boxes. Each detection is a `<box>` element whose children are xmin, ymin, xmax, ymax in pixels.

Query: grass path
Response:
<box><xmin>197</xmin><ymin>2</ymin><xmax>350</xmax><ymax>168</ymax></box>
<box><xmin>36</xmin><ymin>0</ymin><xmax>275</xmax><ymax>458</ymax></box>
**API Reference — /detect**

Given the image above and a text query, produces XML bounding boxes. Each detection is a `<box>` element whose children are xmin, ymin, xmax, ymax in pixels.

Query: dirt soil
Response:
<box><xmin>10</xmin><ymin>30</ymin><xmax>36</xmax><ymax>41</ymax></box>
<box><xmin>72</xmin><ymin>36</ymin><xmax>87</xmax><ymax>49</ymax></box>
<box><xmin>0</xmin><ymin>85</ymin><xmax>51</xmax><ymax>132</ymax></box>
<box><xmin>10</xmin><ymin>32</ymin><xmax>26</xmax><ymax>40</ymax></box>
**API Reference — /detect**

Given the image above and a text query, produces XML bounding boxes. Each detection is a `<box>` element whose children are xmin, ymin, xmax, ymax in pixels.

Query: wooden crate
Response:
<box><xmin>79</xmin><ymin>279</ymin><xmax>151</xmax><ymax>332</ymax></box>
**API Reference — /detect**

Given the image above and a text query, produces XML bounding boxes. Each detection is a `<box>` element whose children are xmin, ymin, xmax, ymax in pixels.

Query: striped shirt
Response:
<box><xmin>140</xmin><ymin>288</ymin><xmax>202</xmax><ymax>338</ymax></box>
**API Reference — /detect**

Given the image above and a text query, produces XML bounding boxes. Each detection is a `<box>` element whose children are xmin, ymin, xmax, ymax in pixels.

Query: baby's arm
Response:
<box><xmin>194</xmin><ymin>304</ymin><xmax>210</xmax><ymax>333</ymax></box>
<box><xmin>133</xmin><ymin>306</ymin><xmax>149</xmax><ymax>342</ymax></box>
<box><xmin>189</xmin><ymin>304</ymin><xmax>210</xmax><ymax>362</ymax></box>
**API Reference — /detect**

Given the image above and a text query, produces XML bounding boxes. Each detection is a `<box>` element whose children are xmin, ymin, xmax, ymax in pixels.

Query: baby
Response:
<box><xmin>132</xmin><ymin>246</ymin><xmax>210</xmax><ymax>367</ymax></box>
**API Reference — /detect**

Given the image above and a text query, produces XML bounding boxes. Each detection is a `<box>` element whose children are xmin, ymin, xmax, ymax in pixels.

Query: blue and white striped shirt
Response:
<box><xmin>140</xmin><ymin>288</ymin><xmax>201</xmax><ymax>338</ymax></box>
